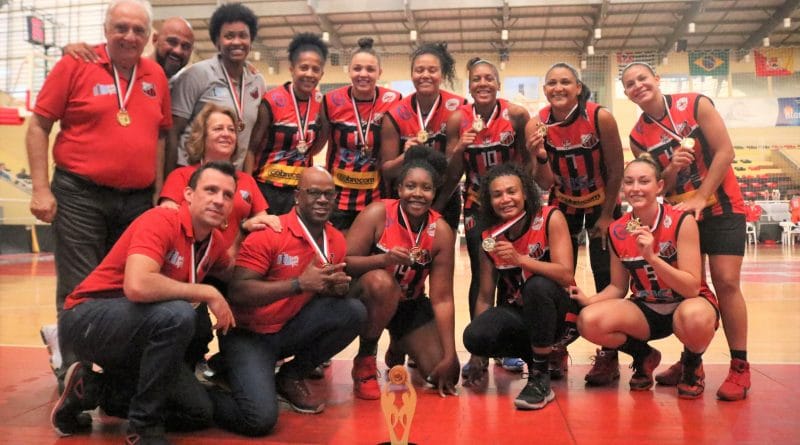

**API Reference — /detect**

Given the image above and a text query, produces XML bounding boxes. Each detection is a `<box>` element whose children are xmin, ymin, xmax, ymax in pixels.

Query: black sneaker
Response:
<box><xmin>125</xmin><ymin>431</ymin><xmax>172</xmax><ymax>445</ymax></box>
<box><xmin>50</xmin><ymin>361</ymin><xmax>100</xmax><ymax>436</ymax></box>
<box><xmin>513</xmin><ymin>371</ymin><xmax>554</xmax><ymax>410</ymax></box>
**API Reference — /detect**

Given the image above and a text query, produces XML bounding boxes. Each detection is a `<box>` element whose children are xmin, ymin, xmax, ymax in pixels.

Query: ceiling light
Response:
<box><xmin>763</xmin><ymin>37</ymin><xmax>770</xmax><ymax>47</ymax></box>
<box><xmin>410</xmin><ymin>30</ymin><xmax>417</xmax><ymax>42</ymax></box>
<box><xmin>500</xmin><ymin>61</ymin><xmax>506</xmax><ymax>70</ymax></box>
<box><xmin>267</xmin><ymin>66</ymin><xmax>275</xmax><ymax>75</ymax></box>
<box><xmin>252</xmin><ymin>51</ymin><xmax>261</xmax><ymax>61</ymax></box>
<box><xmin>580</xmin><ymin>59</ymin><xmax>587</xmax><ymax>69</ymax></box>
<box><xmin>688</xmin><ymin>22</ymin><xmax>696</xmax><ymax>33</ymax></box>
<box><xmin>784</xmin><ymin>17</ymin><xmax>791</xmax><ymax>28</ymax></box>
<box><xmin>501</xmin><ymin>29</ymin><xmax>509</xmax><ymax>41</ymax></box>
<box><xmin>594</xmin><ymin>28</ymin><xmax>602</xmax><ymax>40</ymax></box>
<box><xmin>587</xmin><ymin>45</ymin><xmax>595</xmax><ymax>56</ymax></box>
<box><xmin>322</xmin><ymin>32</ymin><xmax>330</xmax><ymax>43</ymax></box>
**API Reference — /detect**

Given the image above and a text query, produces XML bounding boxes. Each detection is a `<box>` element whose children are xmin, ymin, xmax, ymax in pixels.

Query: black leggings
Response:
<box><xmin>563</xmin><ymin>206</ymin><xmax>621</xmax><ymax>293</ymax></box>
<box><xmin>463</xmin><ymin>275</ymin><xmax>577</xmax><ymax>364</ymax></box>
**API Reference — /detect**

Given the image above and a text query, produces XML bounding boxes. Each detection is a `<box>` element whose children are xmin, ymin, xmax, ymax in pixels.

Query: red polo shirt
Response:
<box><xmin>233</xmin><ymin>208</ymin><xmax>347</xmax><ymax>333</ymax></box>
<box><xmin>65</xmin><ymin>205</ymin><xmax>230</xmax><ymax>309</ymax></box>
<box><xmin>34</xmin><ymin>44</ymin><xmax>171</xmax><ymax>189</ymax></box>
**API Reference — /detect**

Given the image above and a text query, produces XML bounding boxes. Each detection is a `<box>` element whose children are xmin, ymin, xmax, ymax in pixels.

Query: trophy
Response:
<box><xmin>379</xmin><ymin>366</ymin><xmax>417</xmax><ymax>445</ymax></box>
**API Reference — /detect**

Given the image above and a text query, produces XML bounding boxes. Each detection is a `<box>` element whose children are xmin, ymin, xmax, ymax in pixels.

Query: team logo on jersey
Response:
<box><xmin>427</xmin><ymin>222</ymin><xmax>436</xmax><ymax>237</ymax></box>
<box><xmin>273</xmin><ymin>93</ymin><xmax>287</xmax><ymax>108</ymax></box>
<box><xmin>580</xmin><ymin>133</ymin><xmax>598</xmax><ymax>148</ymax></box>
<box><xmin>663</xmin><ymin>214</ymin><xmax>672</xmax><ymax>229</ymax></box>
<box><xmin>398</xmin><ymin>105</ymin><xmax>412</xmax><ymax>121</ymax></box>
<box><xmin>659</xmin><ymin>241</ymin><xmax>677</xmax><ymax>258</ymax></box>
<box><xmin>382</xmin><ymin>91</ymin><xmax>398</xmax><ymax>103</ymax></box>
<box><xmin>676</xmin><ymin>96</ymin><xmax>689</xmax><ymax>111</ymax></box>
<box><xmin>373</xmin><ymin>112</ymin><xmax>384</xmax><ymax>123</ymax></box>
<box><xmin>165</xmin><ymin>249</ymin><xmax>184</xmax><ymax>269</ymax></box>
<box><xmin>445</xmin><ymin>98</ymin><xmax>460</xmax><ymax>111</ymax></box>
<box><xmin>611</xmin><ymin>222</ymin><xmax>628</xmax><ymax>241</ymax></box>
<box><xmin>532</xmin><ymin>215</ymin><xmax>544</xmax><ymax>231</ymax></box>
<box><xmin>502</xmin><ymin>108</ymin><xmax>510</xmax><ymax>120</ymax></box>
<box><xmin>528</xmin><ymin>242</ymin><xmax>545</xmax><ymax>259</ymax></box>
<box><xmin>315</xmin><ymin>91</ymin><xmax>323</xmax><ymax>103</ymax></box>
<box><xmin>500</xmin><ymin>131</ymin><xmax>515</xmax><ymax>145</ymax></box>
<box><xmin>276</xmin><ymin>252</ymin><xmax>299</xmax><ymax>266</ymax></box>
<box><xmin>239</xmin><ymin>189</ymin><xmax>251</xmax><ymax>203</ymax></box>
<box><xmin>141</xmin><ymin>82</ymin><xmax>156</xmax><ymax>98</ymax></box>
<box><xmin>331</xmin><ymin>92</ymin><xmax>346</xmax><ymax>107</ymax></box>
<box><xmin>250</xmin><ymin>88</ymin><xmax>260</xmax><ymax>99</ymax></box>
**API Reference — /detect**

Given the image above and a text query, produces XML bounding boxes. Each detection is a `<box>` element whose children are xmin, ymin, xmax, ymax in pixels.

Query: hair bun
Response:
<box><xmin>357</xmin><ymin>37</ymin><xmax>374</xmax><ymax>50</ymax></box>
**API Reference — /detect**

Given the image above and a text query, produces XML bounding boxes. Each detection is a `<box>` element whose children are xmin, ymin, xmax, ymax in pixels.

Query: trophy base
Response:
<box><xmin>378</xmin><ymin>442</ymin><xmax>418</xmax><ymax>445</ymax></box>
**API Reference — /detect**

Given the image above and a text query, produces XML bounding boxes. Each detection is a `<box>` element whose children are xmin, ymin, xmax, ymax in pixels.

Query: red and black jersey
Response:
<box><xmin>629</xmin><ymin>93</ymin><xmax>744</xmax><ymax>220</ymax></box>
<box><xmin>324</xmin><ymin>86</ymin><xmax>401</xmax><ymax>211</ymax></box>
<box><xmin>482</xmin><ymin>206</ymin><xmax>556</xmax><ymax>305</ymax></box>
<box><xmin>609</xmin><ymin>204</ymin><xmax>717</xmax><ymax>306</ymax></box>
<box><xmin>458</xmin><ymin>99</ymin><xmax>521</xmax><ymax>210</ymax></box>
<box><xmin>253</xmin><ymin>82</ymin><xmax>323</xmax><ymax>188</ymax></box>
<box><xmin>386</xmin><ymin>90</ymin><xmax>466</xmax><ymax>155</ymax></box>
<box><xmin>540</xmin><ymin>101</ymin><xmax>609</xmax><ymax>215</ymax></box>
<box><xmin>373</xmin><ymin>199</ymin><xmax>440</xmax><ymax>300</ymax></box>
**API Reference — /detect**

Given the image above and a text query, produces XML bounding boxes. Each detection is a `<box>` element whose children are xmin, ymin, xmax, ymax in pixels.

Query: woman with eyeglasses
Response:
<box><xmin>621</xmin><ymin>62</ymin><xmax>749</xmax><ymax>401</ymax></box>
<box><xmin>344</xmin><ymin>146</ymin><xmax>459</xmax><ymax>400</ymax></box>
<box><xmin>245</xmin><ymin>33</ymin><xmax>328</xmax><ymax>215</ymax></box>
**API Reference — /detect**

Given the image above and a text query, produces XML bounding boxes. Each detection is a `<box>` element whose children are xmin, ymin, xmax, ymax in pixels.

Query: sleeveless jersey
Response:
<box><xmin>253</xmin><ymin>82</ymin><xmax>323</xmax><ymax>188</ymax></box>
<box><xmin>629</xmin><ymin>93</ymin><xmax>744</xmax><ymax>220</ymax></box>
<box><xmin>374</xmin><ymin>199</ymin><xmax>440</xmax><ymax>300</ymax></box>
<box><xmin>387</xmin><ymin>90</ymin><xmax>466</xmax><ymax>155</ymax></box>
<box><xmin>539</xmin><ymin>101</ymin><xmax>608</xmax><ymax>215</ymax></box>
<box><xmin>458</xmin><ymin>99</ymin><xmax>521</xmax><ymax>210</ymax></box>
<box><xmin>482</xmin><ymin>206</ymin><xmax>556</xmax><ymax>305</ymax></box>
<box><xmin>609</xmin><ymin>204</ymin><xmax>717</xmax><ymax>306</ymax></box>
<box><xmin>324</xmin><ymin>86</ymin><xmax>401</xmax><ymax>211</ymax></box>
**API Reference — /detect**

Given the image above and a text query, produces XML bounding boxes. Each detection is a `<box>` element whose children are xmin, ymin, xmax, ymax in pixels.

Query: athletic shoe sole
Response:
<box><xmin>277</xmin><ymin>394</ymin><xmax>325</xmax><ymax>414</ymax></box>
<box><xmin>514</xmin><ymin>389</ymin><xmax>555</xmax><ymax>410</ymax></box>
<box><xmin>50</xmin><ymin>361</ymin><xmax>82</xmax><ymax>437</ymax></box>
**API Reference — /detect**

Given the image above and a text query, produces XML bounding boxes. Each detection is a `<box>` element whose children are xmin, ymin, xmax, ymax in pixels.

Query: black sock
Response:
<box><xmin>731</xmin><ymin>349</ymin><xmax>747</xmax><ymax>362</ymax></box>
<box><xmin>618</xmin><ymin>337</ymin><xmax>652</xmax><ymax>362</ymax></box>
<box><xmin>357</xmin><ymin>338</ymin><xmax>378</xmax><ymax>358</ymax></box>
<box><xmin>683</xmin><ymin>349</ymin><xmax>703</xmax><ymax>369</ymax></box>
<box><xmin>531</xmin><ymin>351</ymin><xmax>549</xmax><ymax>374</ymax></box>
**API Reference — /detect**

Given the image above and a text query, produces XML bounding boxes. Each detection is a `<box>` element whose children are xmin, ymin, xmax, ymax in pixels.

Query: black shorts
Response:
<box><xmin>387</xmin><ymin>297</ymin><xmax>435</xmax><ymax>340</ymax></box>
<box><xmin>633</xmin><ymin>298</ymin><xmax>719</xmax><ymax>341</ymax></box>
<box><xmin>698</xmin><ymin>213</ymin><xmax>746</xmax><ymax>256</ymax></box>
<box><xmin>329</xmin><ymin>209</ymin><xmax>359</xmax><ymax>231</ymax></box>
<box><xmin>257</xmin><ymin>182</ymin><xmax>296</xmax><ymax>216</ymax></box>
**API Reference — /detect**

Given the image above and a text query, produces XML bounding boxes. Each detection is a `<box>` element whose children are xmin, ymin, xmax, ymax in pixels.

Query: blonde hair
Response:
<box><xmin>185</xmin><ymin>103</ymin><xmax>238</xmax><ymax>165</ymax></box>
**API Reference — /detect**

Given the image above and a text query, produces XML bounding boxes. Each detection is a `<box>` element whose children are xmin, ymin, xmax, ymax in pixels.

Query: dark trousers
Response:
<box><xmin>563</xmin><ymin>206</ymin><xmax>621</xmax><ymax>293</ymax></box>
<box><xmin>211</xmin><ymin>297</ymin><xmax>366</xmax><ymax>437</ymax></box>
<box><xmin>464</xmin><ymin>208</ymin><xmax>486</xmax><ymax>320</ymax></box>
<box><xmin>257</xmin><ymin>182</ymin><xmax>296</xmax><ymax>216</ymax></box>
<box><xmin>463</xmin><ymin>276</ymin><xmax>576</xmax><ymax>365</ymax></box>
<box><xmin>59</xmin><ymin>298</ymin><xmax>212</xmax><ymax>435</ymax></box>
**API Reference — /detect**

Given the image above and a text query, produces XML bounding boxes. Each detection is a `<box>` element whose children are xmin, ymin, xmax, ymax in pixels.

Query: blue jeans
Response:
<box><xmin>59</xmin><ymin>297</ymin><xmax>212</xmax><ymax>435</ymax></box>
<box><xmin>211</xmin><ymin>296</ymin><xmax>366</xmax><ymax>436</ymax></box>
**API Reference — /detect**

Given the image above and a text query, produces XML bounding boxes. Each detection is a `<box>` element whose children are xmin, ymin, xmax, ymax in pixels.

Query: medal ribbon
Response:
<box><xmin>350</xmin><ymin>88</ymin><xmax>377</xmax><ymax>151</ymax></box>
<box><xmin>219</xmin><ymin>59</ymin><xmax>244</xmax><ymax>126</ymax></box>
<box><xmin>488</xmin><ymin>211</ymin><xmax>527</xmax><ymax>239</ymax></box>
<box><xmin>108</xmin><ymin>45</ymin><xmax>137</xmax><ymax>116</ymax></box>
<box><xmin>644</xmin><ymin>95</ymin><xmax>684</xmax><ymax>144</ymax></box>
<box><xmin>631</xmin><ymin>203</ymin><xmax>664</xmax><ymax>234</ymax></box>
<box><xmin>473</xmin><ymin>103</ymin><xmax>499</xmax><ymax>129</ymax></box>
<box><xmin>295</xmin><ymin>212</ymin><xmax>330</xmax><ymax>265</ymax></box>
<box><xmin>290</xmin><ymin>84</ymin><xmax>312</xmax><ymax>146</ymax></box>
<box><xmin>398</xmin><ymin>203</ymin><xmax>426</xmax><ymax>248</ymax></box>
<box><xmin>544</xmin><ymin>102</ymin><xmax>579</xmax><ymax>130</ymax></box>
<box><xmin>415</xmin><ymin>93</ymin><xmax>441</xmax><ymax>133</ymax></box>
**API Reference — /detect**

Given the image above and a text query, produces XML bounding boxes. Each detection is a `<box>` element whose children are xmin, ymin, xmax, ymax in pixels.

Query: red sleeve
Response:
<box><xmin>235</xmin><ymin>230</ymin><xmax>275</xmax><ymax>275</ymax></box>
<box><xmin>242</xmin><ymin>173</ymin><xmax>268</xmax><ymax>214</ymax></box>
<box><xmin>158</xmin><ymin>73</ymin><xmax>172</xmax><ymax>130</ymax></box>
<box><xmin>34</xmin><ymin>55</ymin><xmax>79</xmax><ymax>121</ymax></box>
<box><xmin>126</xmin><ymin>211</ymin><xmax>173</xmax><ymax>267</ymax></box>
<box><xmin>160</xmin><ymin>167</ymin><xmax>192</xmax><ymax>204</ymax></box>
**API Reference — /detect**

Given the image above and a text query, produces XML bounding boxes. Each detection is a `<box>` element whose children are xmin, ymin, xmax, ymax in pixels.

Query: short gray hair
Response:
<box><xmin>105</xmin><ymin>0</ymin><xmax>153</xmax><ymax>31</ymax></box>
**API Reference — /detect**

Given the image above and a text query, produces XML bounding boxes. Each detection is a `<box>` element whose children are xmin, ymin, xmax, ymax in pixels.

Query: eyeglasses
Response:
<box><xmin>299</xmin><ymin>188</ymin><xmax>338</xmax><ymax>200</ymax></box>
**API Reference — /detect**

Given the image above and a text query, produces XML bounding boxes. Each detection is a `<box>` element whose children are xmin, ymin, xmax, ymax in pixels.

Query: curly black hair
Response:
<box><xmin>411</xmin><ymin>42</ymin><xmax>456</xmax><ymax>89</ymax></box>
<box><xmin>479</xmin><ymin>163</ymin><xmax>542</xmax><ymax>227</ymax></box>
<box><xmin>288</xmin><ymin>32</ymin><xmax>329</xmax><ymax>64</ymax></box>
<box><xmin>209</xmin><ymin>3</ymin><xmax>258</xmax><ymax>46</ymax></box>
<box><xmin>397</xmin><ymin>145</ymin><xmax>447</xmax><ymax>191</ymax></box>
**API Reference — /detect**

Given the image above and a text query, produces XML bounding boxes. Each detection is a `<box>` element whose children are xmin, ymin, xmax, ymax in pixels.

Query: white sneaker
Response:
<box><xmin>40</xmin><ymin>324</ymin><xmax>62</xmax><ymax>371</ymax></box>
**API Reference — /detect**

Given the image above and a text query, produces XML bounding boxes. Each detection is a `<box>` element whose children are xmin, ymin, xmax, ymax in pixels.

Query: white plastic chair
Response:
<box><xmin>745</xmin><ymin>222</ymin><xmax>757</xmax><ymax>245</ymax></box>
<box><xmin>780</xmin><ymin>221</ymin><xmax>797</xmax><ymax>246</ymax></box>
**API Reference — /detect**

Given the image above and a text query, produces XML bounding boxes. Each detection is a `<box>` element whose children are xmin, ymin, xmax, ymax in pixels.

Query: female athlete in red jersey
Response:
<box><xmin>622</xmin><ymin>62</ymin><xmax>749</xmax><ymax>401</ymax></box>
<box><xmin>571</xmin><ymin>154</ymin><xmax>718</xmax><ymax>399</ymax></box>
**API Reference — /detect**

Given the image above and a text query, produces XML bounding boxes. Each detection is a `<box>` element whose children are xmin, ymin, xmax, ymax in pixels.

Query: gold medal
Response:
<box><xmin>417</xmin><ymin>130</ymin><xmax>429</xmax><ymax>143</ymax></box>
<box><xmin>237</xmin><ymin>120</ymin><xmax>246</xmax><ymax>132</ymax></box>
<box><xmin>481</xmin><ymin>237</ymin><xmax>496</xmax><ymax>252</ymax></box>
<box><xmin>625</xmin><ymin>217</ymin><xmax>642</xmax><ymax>233</ymax></box>
<box><xmin>537</xmin><ymin>123</ymin><xmax>548</xmax><ymax>138</ymax></box>
<box><xmin>472</xmin><ymin>117</ymin><xmax>484</xmax><ymax>133</ymax></box>
<box><xmin>681</xmin><ymin>137</ymin><xmax>695</xmax><ymax>150</ymax></box>
<box><xmin>409</xmin><ymin>246</ymin><xmax>422</xmax><ymax>263</ymax></box>
<box><xmin>116</xmin><ymin>110</ymin><xmax>131</xmax><ymax>127</ymax></box>
<box><xmin>296</xmin><ymin>140</ymin><xmax>308</xmax><ymax>154</ymax></box>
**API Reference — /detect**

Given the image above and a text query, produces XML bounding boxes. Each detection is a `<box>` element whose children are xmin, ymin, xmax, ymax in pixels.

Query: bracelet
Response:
<box><xmin>239</xmin><ymin>218</ymin><xmax>250</xmax><ymax>235</ymax></box>
<box><xmin>536</xmin><ymin>156</ymin><xmax>549</xmax><ymax>164</ymax></box>
<box><xmin>290</xmin><ymin>278</ymin><xmax>302</xmax><ymax>294</ymax></box>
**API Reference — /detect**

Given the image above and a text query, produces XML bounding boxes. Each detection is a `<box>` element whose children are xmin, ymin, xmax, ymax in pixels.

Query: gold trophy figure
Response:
<box><xmin>380</xmin><ymin>365</ymin><xmax>417</xmax><ymax>445</ymax></box>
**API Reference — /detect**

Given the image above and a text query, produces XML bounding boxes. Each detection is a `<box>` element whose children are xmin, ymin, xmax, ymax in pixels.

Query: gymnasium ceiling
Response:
<box><xmin>150</xmin><ymin>0</ymin><xmax>800</xmax><ymax>61</ymax></box>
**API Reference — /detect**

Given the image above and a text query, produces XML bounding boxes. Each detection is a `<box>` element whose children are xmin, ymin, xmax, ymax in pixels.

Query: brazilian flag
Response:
<box><xmin>689</xmin><ymin>50</ymin><xmax>729</xmax><ymax>76</ymax></box>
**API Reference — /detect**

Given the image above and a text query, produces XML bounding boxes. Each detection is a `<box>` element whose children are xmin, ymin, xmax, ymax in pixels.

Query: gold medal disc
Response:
<box><xmin>681</xmin><ymin>137</ymin><xmax>695</xmax><ymax>150</ymax></box>
<box><xmin>472</xmin><ymin>118</ymin><xmax>484</xmax><ymax>133</ymax></box>
<box><xmin>296</xmin><ymin>140</ymin><xmax>308</xmax><ymax>154</ymax></box>
<box><xmin>417</xmin><ymin>130</ymin><xmax>429</xmax><ymax>143</ymax></box>
<box><xmin>116</xmin><ymin>110</ymin><xmax>131</xmax><ymax>127</ymax></box>
<box><xmin>625</xmin><ymin>217</ymin><xmax>642</xmax><ymax>233</ymax></box>
<box><xmin>537</xmin><ymin>123</ymin><xmax>548</xmax><ymax>138</ymax></box>
<box><xmin>237</xmin><ymin>120</ymin><xmax>246</xmax><ymax>132</ymax></box>
<box><xmin>481</xmin><ymin>237</ymin><xmax>496</xmax><ymax>252</ymax></box>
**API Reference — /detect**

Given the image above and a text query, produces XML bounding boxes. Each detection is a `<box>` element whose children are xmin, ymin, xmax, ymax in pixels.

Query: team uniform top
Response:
<box><xmin>65</xmin><ymin>205</ymin><xmax>230</xmax><ymax>309</ymax></box>
<box><xmin>35</xmin><ymin>44</ymin><xmax>171</xmax><ymax>189</ymax></box>
<box><xmin>456</xmin><ymin>99</ymin><xmax>522</xmax><ymax>210</ymax></box>
<box><xmin>629</xmin><ymin>93</ymin><xmax>744</xmax><ymax>220</ymax></box>
<box><xmin>170</xmin><ymin>55</ymin><xmax>266</xmax><ymax>169</ymax></box>
<box><xmin>539</xmin><ymin>101</ymin><xmax>610</xmax><ymax>215</ymax></box>
<box><xmin>386</xmin><ymin>90</ymin><xmax>466</xmax><ymax>155</ymax></box>
<box><xmin>482</xmin><ymin>206</ymin><xmax>558</xmax><ymax>304</ymax></box>
<box><xmin>160</xmin><ymin>165</ymin><xmax>268</xmax><ymax>248</ymax></box>
<box><xmin>791</xmin><ymin>196</ymin><xmax>800</xmax><ymax>223</ymax></box>
<box><xmin>252</xmin><ymin>82</ymin><xmax>324</xmax><ymax>188</ymax></box>
<box><xmin>609</xmin><ymin>203</ymin><xmax>717</xmax><ymax>307</ymax></box>
<box><xmin>324</xmin><ymin>86</ymin><xmax>401</xmax><ymax>211</ymax></box>
<box><xmin>233</xmin><ymin>208</ymin><xmax>347</xmax><ymax>334</ymax></box>
<box><xmin>373</xmin><ymin>199</ymin><xmax>440</xmax><ymax>300</ymax></box>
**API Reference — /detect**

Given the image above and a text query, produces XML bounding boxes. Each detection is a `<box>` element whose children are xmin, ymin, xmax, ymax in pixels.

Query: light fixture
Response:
<box><xmin>342</xmin><ymin>65</ymin><xmax>348</xmax><ymax>73</ymax></box>
<box><xmin>763</xmin><ymin>37</ymin><xmax>770</xmax><ymax>47</ymax></box>
<box><xmin>587</xmin><ymin>45</ymin><xmax>595</xmax><ymax>56</ymax></box>
<box><xmin>580</xmin><ymin>59</ymin><xmax>587</xmax><ymax>69</ymax></box>
<box><xmin>784</xmin><ymin>17</ymin><xmax>791</xmax><ymax>28</ymax></box>
<box><xmin>662</xmin><ymin>56</ymin><xmax>669</xmax><ymax>65</ymax></box>
<box><xmin>267</xmin><ymin>66</ymin><xmax>275</xmax><ymax>75</ymax></box>
<box><xmin>594</xmin><ymin>27</ymin><xmax>602</xmax><ymax>40</ymax></box>
<box><xmin>500</xmin><ymin>61</ymin><xmax>506</xmax><ymax>70</ymax></box>
<box><xmin>252</xmin><ymin>51</ymin><xmax>261</xmax><ymax>61</ymax></box>
<box><xmin>410</xmin><ymin>30</ymin><xmax>417</xmax><ymax>42</ymax></box>
<box><xmin>744</xmin><ymin>53</ymin><xmax>751</xmax><ymax>62</ymax></box>
<box><xmin>688</xmin><ymin>22</ymin><xmax>696</xmax><ymax>33</ymax></box>
<box><xmin>501</xmin><ymin>29</ymin><xmax>509</xmax><ymax>41</ymax></box>
<box><xmin>322</xmin><ymin>32</ymin><xmax>330</xmax><ymax>43</ymax></box>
